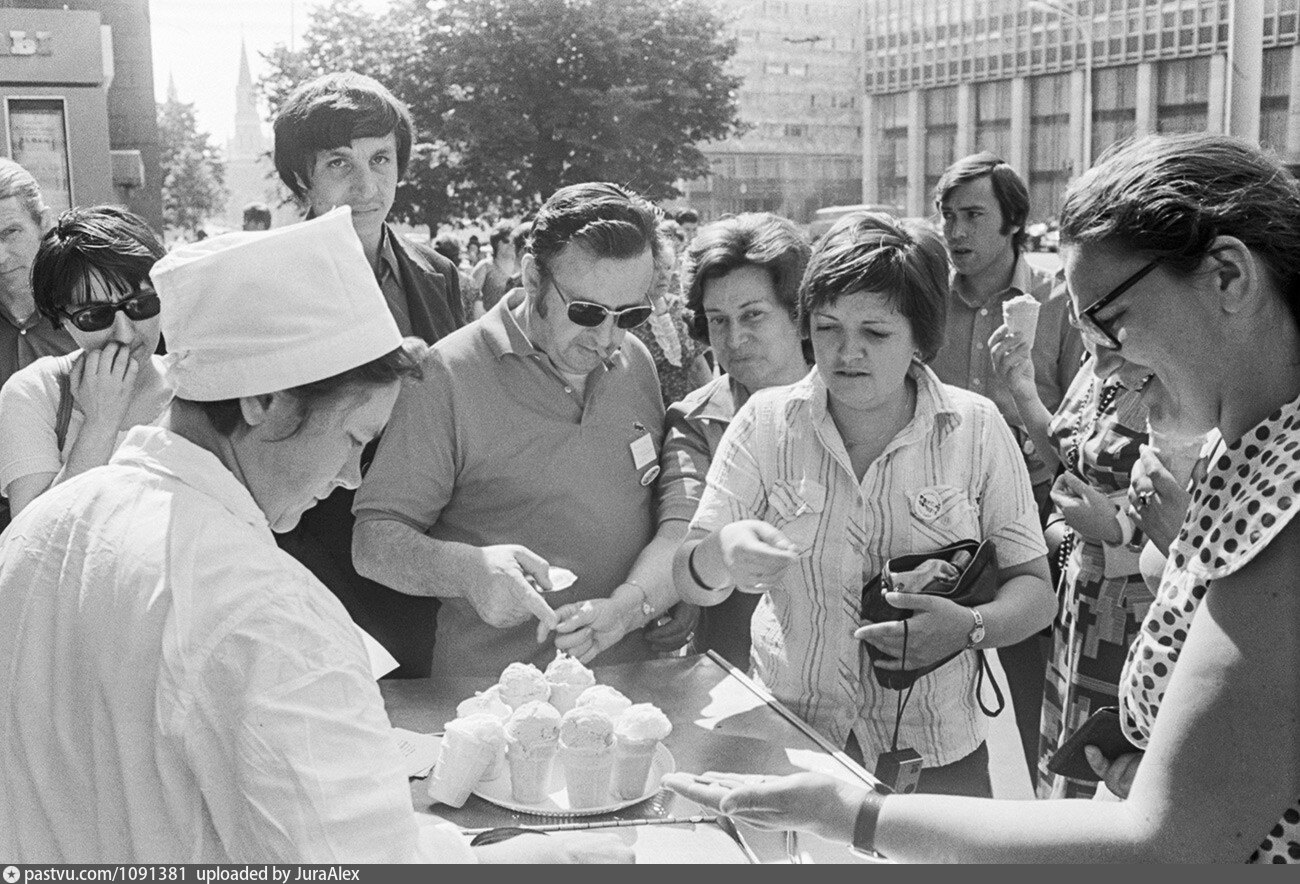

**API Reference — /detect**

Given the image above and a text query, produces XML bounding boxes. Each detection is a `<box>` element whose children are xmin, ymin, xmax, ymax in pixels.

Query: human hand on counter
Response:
<box><xmin>1086</xmin><ymin>748</ymin><xmax>1143</xmax><ymax>800</ymax></box>
<box><xmin>854</xmin><ymin>590</ymin><xmax>974</xmax><ymax>669</ymax></box>
<box><xmin>1051</xmin><ymin>471</ymin><xmax>1124</xmax><ymax>545</ymax></box>
<box><xmin>469</xmin><ymin>544</ymin><xmax>560</xmax><ymax>642</ymax></box>
<box><xmin>475</xmin><ymin>831</ymin><xmax>634</xmax><ymax>863</ymax></box>
<box><xmin>717</xmin><ymin>520</ymin><xmax>801</xmax><ymax>593</ymax></box>
<box><xmin>551</xmin><ymin>592</ymin><xmax>640</xmax><ymax>663</ymax></box>
<box><xmin>643</xmin><ymin>602</ymin><xmax>699</xmax><ymax>652</ymax></box>
<box><xmin>665</xmin><ymin>771</ymin><xmax>868</xmax><ymax>845</ymax></box>
<box><xmin>1128</xmin><ymin>445</ymin><xmax>1191</xmax><ymax>554</ymax></box>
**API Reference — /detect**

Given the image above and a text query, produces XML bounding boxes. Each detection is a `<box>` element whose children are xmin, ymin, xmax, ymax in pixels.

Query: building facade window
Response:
<box><xmin>1260</xmin><ymin>43</ymin><xmax>1291</xmax><ymax>154</ymax></box>
<box><xmin>1156</xmin><ymin>55</ymin><xmax>1209</xmax><ymax>134</ymax></box>
<box><xmin>1093</xmin><ymin>63</ymin><xmax>1138</xmax><ymax>160</ymax></box>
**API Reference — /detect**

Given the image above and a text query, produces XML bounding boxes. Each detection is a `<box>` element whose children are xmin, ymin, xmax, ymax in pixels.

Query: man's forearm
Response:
<box><xmin>620</xmin><ymin>520</ymin><xmax>688</xmax><ymax>617</ymax></box>
<box><xmin>353</xmin><ymin>517</ymin><xmax>475</xmax><ymax>599</ymax></box>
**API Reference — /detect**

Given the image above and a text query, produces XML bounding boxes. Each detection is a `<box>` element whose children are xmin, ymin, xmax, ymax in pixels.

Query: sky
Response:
<box><xmin>150</xmin><ymin>0</ymin><xmax>391</xmax><ymax>148</ymax></box>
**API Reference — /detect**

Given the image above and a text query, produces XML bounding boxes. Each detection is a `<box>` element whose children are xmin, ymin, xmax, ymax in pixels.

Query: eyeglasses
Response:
<box><xmin>1068</xmin><ymin>258</ymin><xmax>1162</xmax><ymax>351</ymax></box>
<box><xmin>551</xmin><ymin>276</ymin><xmax>652</xmax><ymax>329</ymax></box>
<box><xmin>60</xmin><ymin>291</ymin><xmax>161</xmax><ymax>333</ymax></box>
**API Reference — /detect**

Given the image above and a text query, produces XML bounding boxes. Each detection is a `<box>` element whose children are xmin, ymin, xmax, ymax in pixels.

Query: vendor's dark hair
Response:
<box><xmin>33</xmin><ymin>206</ymin><xmax>166</xmax><ymax>330</ymax></box>
<box><xmin>190</xmin><ymin>338</ymin><xmax>427</xmax><ymax>438</ymax></box>
<box><xmin>682</xmin><ymin>212</ymin><xmax>809</xmax><ymax>345</ymax></box>
<box><xmin>800</xmin><ymin>212</ymin><xmax>948</xmax><ymax>363</ymax></box>
<box><xmin>273</xmin><ymin>71</ymin><xmax>414</xmax><ymax>201</ymax></box>
<box><xmin>1059</xmin><ymin>133</ymin><xmax>1300</xmax><ymax>332</ymax></box>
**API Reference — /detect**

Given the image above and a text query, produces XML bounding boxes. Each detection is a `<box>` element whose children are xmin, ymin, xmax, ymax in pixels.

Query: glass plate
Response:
<box><xmin>472</xmin><ymin>744</ymin><xmax>675</xmax><ymax>817</ymax></box>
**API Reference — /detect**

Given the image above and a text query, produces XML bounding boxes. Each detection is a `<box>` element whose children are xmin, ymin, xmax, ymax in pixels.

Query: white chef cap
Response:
<box><xmin>152</xmin><ymin>207</ymin><xmax>402</xmax><ymax>401</ymax></box>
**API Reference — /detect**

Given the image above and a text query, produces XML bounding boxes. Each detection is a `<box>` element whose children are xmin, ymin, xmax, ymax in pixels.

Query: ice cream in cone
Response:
<box><xmin>427</xmin><ymin>713</ymin><xmax>506</xmax><ymax>808</ymax></box>
<box><xmin>612</xmin><ymin>703</ymin><xmax>672</xmax><ymax>800</ymax></box>
<box><xmin>1002</xmin><ymin>292</ymin><xmax>1041</xmax><ymax>349</ymax></box>
<box><xmin>456</xmin><ymin>689</ymin><xmax>511</xmax><ymax>780</ymax></box>
<box><xmin>574</xmin><ymin>684</ymin><xmax>632</xmax><ymax>719</ymax></box>
<box><xmin>497</xmin><ymin>662</ymin><xmax>550</xmax><ymax>711</ymax></box>
<box><xmin>558</xmin><ymin>707</ymin><xmax>615</xmax><ymax>809</ymax></box>
<box><xmin>544</xmin><ymin>651</ymin><xmax>596</xmax><ymax>714</ymax></box>
<box><xmin>1145</xmin><ymin>421</ymin><xmax>1208</xmax><ymax>490</ymax></box>
<box><xmin>504</xmin><ymin>700</ymin><xmax>561</xmax><ymax>804</ymax></box>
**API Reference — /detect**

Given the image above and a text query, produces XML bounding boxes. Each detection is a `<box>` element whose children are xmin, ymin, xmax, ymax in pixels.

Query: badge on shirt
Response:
<box><xmin>913</xmin><ymin>487</ymin><xmax>944</xmax><ymax>522</ymax></box>
<box><xmin>630</xmin><ymin>432</ymin><xmax>656</xmax><ymax>470</ymax></box>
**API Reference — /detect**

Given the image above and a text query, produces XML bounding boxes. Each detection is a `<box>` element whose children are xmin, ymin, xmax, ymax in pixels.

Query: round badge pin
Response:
<box><xmin>914</xmin><ymin>488</ymin><xmax>943</xmax><ymax>521</ymax></box>
<box><xmin>640</xmin><ymin>465</ymin><xmax>661</xmax><ymax>486</ymax></box>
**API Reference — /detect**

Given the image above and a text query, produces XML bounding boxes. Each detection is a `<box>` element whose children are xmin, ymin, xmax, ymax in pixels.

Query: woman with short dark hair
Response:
<box><xmin>670</xmin><ymin>134</ymin><xmax>1300</xmax><ymax>863</ymax></box>
<box><xmin>673</xmin><ymin>212</ymin><xmax>1054</xmax><ymax>795</ymax></box>
<box><xmin>0</xmin><ymin>206</ymin><xmax>169</xmax><ymax>517</ymax></box>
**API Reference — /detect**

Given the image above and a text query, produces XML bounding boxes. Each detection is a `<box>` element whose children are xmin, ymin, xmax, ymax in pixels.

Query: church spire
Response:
<box><xmin>231</xmin><ymin>36</ymin><xmax>266</xmax><ymax>160</ymax></box>
<box><xmin>166</xmin><ymin>70</ymin><xmax>179</xmax><ymax>104</ymax></box>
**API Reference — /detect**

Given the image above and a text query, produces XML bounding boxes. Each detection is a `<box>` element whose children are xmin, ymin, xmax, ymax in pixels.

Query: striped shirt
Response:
<box><xmin>691</xmin><ymin>363</ymin><xmax>1046</xmax><ymax>767</ymax></box>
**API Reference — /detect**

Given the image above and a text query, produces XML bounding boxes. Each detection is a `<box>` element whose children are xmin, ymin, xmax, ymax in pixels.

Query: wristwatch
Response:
<box><xmin>965</xmin><ymin>607</ymin><xmax>986</xmax><ymax>649</ymax></box>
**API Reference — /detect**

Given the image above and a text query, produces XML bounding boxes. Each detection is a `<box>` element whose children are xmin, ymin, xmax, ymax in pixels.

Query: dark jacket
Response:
<box><xmin>385</xmin><ymin>224</ymin><xmax>465</xmax><ymax>343</ymax></box>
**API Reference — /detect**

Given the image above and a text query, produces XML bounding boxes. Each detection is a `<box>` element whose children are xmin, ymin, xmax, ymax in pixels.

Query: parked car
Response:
<box><xmin>808</xmin><ymin>203</ymin><xmax>905</xmax><ymax>241</ymax></box>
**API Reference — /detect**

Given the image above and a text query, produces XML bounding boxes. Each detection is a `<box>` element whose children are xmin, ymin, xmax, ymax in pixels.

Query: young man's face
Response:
<box><xmin>305</xmin><ymin>132</ymin><xmax>399</xmax><ymax>245</ymax></box>
<box><xmin>939</xmin><ymin>175</ymin><xmax>1017</xmax><ymax>280</ymax></box>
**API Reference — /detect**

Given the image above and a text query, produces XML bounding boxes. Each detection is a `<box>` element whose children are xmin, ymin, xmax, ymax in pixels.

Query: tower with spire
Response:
<box><xmin>230</xmin><ymin>39</ymin><xmax>266</xmax><ymax>162</ymax></box>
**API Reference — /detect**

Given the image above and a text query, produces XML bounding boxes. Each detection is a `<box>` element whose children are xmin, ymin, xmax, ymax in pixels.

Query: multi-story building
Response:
<box><xmin>676</xmin><ymin>0</ymin><xmax>864</xmax><ymax>222</ymax></box>
<box><xmin>861</xmin><ymin>0</ymin><xmax>1295</xmax><ymax>222</ymax></box>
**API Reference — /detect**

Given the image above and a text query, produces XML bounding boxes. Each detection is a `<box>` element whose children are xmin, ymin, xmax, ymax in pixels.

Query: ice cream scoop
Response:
<box><xmin>497</xmin><ymin>662</ymin><xmax>550</xmax><ymax>710</ymax></box>
<box><xmin>545</xmin><ymin>651</ymin><xmax>596</xmax><ymax>714</ymax></box>
<box><xmin>1002</xmin><ymin>292</ymin><xmax>1041</xmax><ymax>349</ymax></box>
<box><xmin>574</xmin><ymin>684</ymin><xmax>633</xmax><ymax>719</ymax></box>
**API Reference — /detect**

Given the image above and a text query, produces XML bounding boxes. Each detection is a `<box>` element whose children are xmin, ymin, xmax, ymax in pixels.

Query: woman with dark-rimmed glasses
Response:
<box><xmin>0</xmin><ymin>206</ymin><xmax>169</xmax><ymax>517</ymax></box>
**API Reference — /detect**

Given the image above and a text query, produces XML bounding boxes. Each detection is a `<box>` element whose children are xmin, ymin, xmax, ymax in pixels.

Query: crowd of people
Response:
<box><xmin>0</xmin><ymin>68</ymin><xmax>1294</xmax><ymax>865</ymax></box>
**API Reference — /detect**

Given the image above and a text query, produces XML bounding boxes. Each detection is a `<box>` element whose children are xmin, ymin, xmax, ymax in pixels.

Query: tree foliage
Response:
<box><xmin>259</xmin><ymin>0</ymin><xmax>742</xmax><ymax>224</ymax></box>
<box><xmin>157</xmin><ymin>98</ymin><xmax>228</xmax><ymax>237</ymax></box>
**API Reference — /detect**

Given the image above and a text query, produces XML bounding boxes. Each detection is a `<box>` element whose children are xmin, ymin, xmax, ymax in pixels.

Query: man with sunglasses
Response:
<box><xmin>354</xmin><ymin>183</ymin><xmax>689</xmax><ymax>675</ymax></box>
<box><xmin>931</xmin><ymin>153</ymin><xmax>1086</xmax><ymax>787</ymax></box>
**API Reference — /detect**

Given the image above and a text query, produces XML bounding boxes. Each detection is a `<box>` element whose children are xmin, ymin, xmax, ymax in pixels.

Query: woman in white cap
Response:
<box><xmin>0</xmin><ymin>208</ymin><xmax>628</xmax><ymax>864</ymax></box>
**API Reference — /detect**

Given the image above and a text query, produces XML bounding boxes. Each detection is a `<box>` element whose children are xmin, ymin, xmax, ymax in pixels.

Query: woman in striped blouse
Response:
<box><xmin>675</xmin><ymin>211</ymin><xmax>1054</xmax><ymax>796</ymax></box>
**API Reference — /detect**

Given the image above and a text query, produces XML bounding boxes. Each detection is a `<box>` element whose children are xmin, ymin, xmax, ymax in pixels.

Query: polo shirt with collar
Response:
<box><xmin>930</xmin><ymin>255</ymin><xmax>1085</xmax><ymax>487</ymax></box>
<box><xmin>354</xmin><ymin>289</ymin><xmax>666</xmax><ymax>676</ymax></box>
<box><xmin>0</xmin><ymin>309</ymin><xmax>75</xmax><ymax>392</ymax></box>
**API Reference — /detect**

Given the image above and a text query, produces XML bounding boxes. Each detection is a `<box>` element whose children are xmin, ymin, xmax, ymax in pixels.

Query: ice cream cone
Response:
<box><xmin>612</xmin><ymin>735</ymin><xmax>659</xmax><ymax>800</ymax></box>
<box><xmin>1002</xmin><ymin>294</ymin><xmax>1041</xmax><ymax>349</ymax></box>
<box><xmin>427</xmin><ymin>729</ymin><xmax>499</xmax><ymax>808</ymax></box>
<box><xmin>561</xmin><ymin>744</ymin><xmax>615</xmax><ymax>808</ymax></box>
<box><xmin>506</xmin><ymin>737</ymin><xmax>558</xmax><ymax>804</ymax></box>
<box><xmin>1146</xmin><ymin>426</ymin><xmax>1206</xmax><ymax>489</ymax></box>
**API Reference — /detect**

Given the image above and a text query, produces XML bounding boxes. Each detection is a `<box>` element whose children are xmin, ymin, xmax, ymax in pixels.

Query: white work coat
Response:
<box><xmin>0</xmin><ymin>426</ymin><xmax>473</xmax><ymax>863</ymax></box>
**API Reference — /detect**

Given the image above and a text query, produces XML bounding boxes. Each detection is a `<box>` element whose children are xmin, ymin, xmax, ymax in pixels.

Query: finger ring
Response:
<box><xmin>1136</xmin><ymin>491</ymin><xmax>1153</xmax><ymax>509</ymax></box>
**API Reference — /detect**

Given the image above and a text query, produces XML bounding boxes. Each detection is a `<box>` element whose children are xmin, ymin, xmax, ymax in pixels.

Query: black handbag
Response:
<box><xmin>860</xmin><ymin>539</ymin><xmax>1005</xmax><ymax>715</ymax></box>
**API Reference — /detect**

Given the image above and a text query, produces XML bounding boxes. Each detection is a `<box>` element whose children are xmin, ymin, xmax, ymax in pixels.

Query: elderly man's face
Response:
<box><xmin>0</xmin><ymin>195</ymin><xmax>46</xmax><ymax>312</ymax></box>
<box><xmin>306</xmin><ymin>132</ymin><xmax>399</xmax><ymax>246</ymax></box>
<box><xmin>524</xmin><ymin>243</ymin><xmax>655</xmax><ymax>377</ymax></box>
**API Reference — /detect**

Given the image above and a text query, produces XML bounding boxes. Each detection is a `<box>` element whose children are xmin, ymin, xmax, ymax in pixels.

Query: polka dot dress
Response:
<box><xmin>1119</xmin><ymin>394</ymin><xmax>1300</xmax><ymax>863</ymax></box>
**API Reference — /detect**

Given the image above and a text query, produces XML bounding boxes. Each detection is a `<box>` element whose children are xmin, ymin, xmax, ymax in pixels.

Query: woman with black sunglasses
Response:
<box><xmin>0</xmin><ymin>206</ymin><xmax>169</xmax><ymax>517</ymax></box>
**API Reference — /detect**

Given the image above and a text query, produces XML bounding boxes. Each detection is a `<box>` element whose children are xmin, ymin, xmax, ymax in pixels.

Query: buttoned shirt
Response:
<box><xmin>0</xmin><ymin>308</ymin><xmax>75</xmax><ymax>392</ymax></box>
<box><xmin>690</xmin><ymin>364</ymin><xmax>1046</xmax><ymax>767</ymax></box>
<box><xmin>931</xmin><ymin>256</ymin><xmax>1085</xmax><ymax>486</ymax></box>
<box><xmin>354</xmin><ymin>290</ymin><xmax>666</xmax><ymax>675</ymax></box>
<box><xmin>0</xmin><ymin>427</ymin><xmax>473</xmax><ymax>863</ymax></box>
<box><xmin>658</xmin><ymin>373</ymin><xmax>750</xmax><ymax>525</ymax></box>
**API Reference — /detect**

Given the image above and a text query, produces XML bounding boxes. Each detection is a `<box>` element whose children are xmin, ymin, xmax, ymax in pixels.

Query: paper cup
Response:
<box><xmin>1002</xmin><ymin>298</ymin><xmax>1041</xmax><ymax>349</ymax></box>
<box><xmin>612</xmin><ymin>736</ymin><xmax>659</xmax><ymax>800</ymax></box>
<box><xmin>1147</xmin><ymin>428</ymin><xmax>1205</xmax><ymax>488</ymax></box>
<box><xmin>561</xmin><ymin>744</ymin><xmax>615</xmax><ymax>808</ymax></box>
<box><xmin>506</xmin><ymin>738</ymin><xmax>558</xmax><ymax>804</ymax></box>
<box><xmin>427</xmin><ymin>732</ymin><xmax>497</xmax><ymax>808</ymax></box>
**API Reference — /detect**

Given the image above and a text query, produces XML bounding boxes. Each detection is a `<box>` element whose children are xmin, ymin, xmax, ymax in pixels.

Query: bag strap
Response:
<box><xmin>54</xmin><ymin>369</ymin><xmax>74</xmax><ymax>454</ymax></box>
<box><xmin>974</xmin><ymin>650</ymin><xmax>1005</xmax><ymax>717</ymax></box>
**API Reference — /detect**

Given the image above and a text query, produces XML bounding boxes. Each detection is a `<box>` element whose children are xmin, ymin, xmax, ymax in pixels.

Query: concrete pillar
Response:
<box><xmin>907</xmin><ymin>88</ymin><xmax>925</xmax><ymax>217</ymax></box>
<box><xmin>862</xmin><ymin>93</ymin><xmax>878</xmax><ymax>203</ymax></box>
<box><xmin>1207</xmin><ymin>53</ymin><xmax>1228</xmax><ymax>134</ymax></box>
<box><xmin>1135</xmin><ymin>62</ymin><xmax>1158</xmax><ymax>135</ymax></box>
<box><xmin>1285</xmin><ymin>44</ymin><xmax>1300</xmax><ymax>164</ymax></box>
<box><xmin>1228</xmin><ymin>0</ymin><xmax>1263</xmax><ymax>142</ymax></box>
<box><xmin>1008</xmin><ymin>76</ymin><xmax>1031</xmax><ymax>178</ymax></box>
<box><xmin>1069</xmin><ymin>68</ymin><xmax>1086</xmax><ymax>178</ymax></box>
<box><xmin>956</xmin><ymin>82</ymin><xmax>976</xmax><ymax>157</ymax></box>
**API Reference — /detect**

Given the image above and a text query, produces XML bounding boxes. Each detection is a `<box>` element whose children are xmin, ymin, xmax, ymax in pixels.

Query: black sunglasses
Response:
<box><xmin>61</xmin><ymin>291</ymin><xmax>161</xmax><ymax>333</ymax></box>
<box><xmin>551</xmin><ymin>277</ymin><xmax>652</xmax><ymax>330</ymax></box>
<box><xmin>1069</xmin><ymin>258</ymin><xmax>1161</xmax><ymax>350</ymax></box>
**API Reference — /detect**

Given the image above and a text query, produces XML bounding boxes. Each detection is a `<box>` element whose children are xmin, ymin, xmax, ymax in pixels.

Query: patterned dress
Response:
<box><xmin>1120</xmin><ymin>393</ymin><xmax>1300</xmax><ymax>863</ymax></box>
<box><xmin>1036</xmin><ymin>362</ymin><xmax>1155</xmax><ymax>798</ymax></box>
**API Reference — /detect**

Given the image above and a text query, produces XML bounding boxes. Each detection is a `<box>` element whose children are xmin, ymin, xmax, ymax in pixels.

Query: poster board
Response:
<box><xmin>6</xmin><ymin>97</ymin><xmax>72</xmax><ymax>211</ymax></box>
